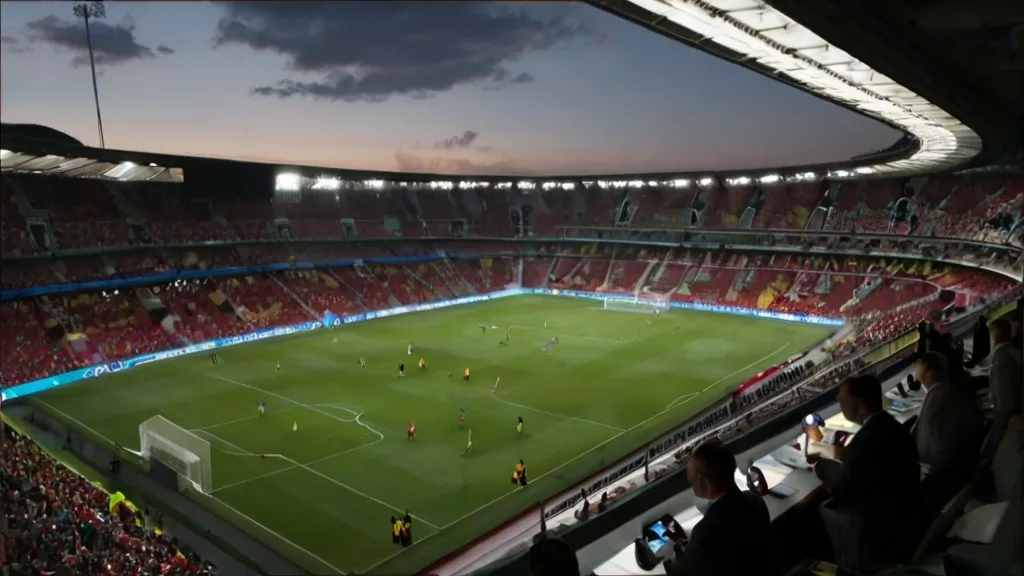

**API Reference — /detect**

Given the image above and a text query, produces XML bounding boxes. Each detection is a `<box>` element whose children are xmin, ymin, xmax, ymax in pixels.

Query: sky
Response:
<box><xmin>0</xmin><ymin>1</ymin><xmax>903</xmax><ymax>176</ymax></box>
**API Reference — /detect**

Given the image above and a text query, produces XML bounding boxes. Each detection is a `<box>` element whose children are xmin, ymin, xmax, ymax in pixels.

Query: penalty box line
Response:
<box><xmin>29</xmin><ymin>398</ymin><xmax>348</xmax><ymax>576</ymax></box>
<box><xmin>201</xmin><ymin>371</ymin><xmax>441</xmax><ymax>529</ymax></box>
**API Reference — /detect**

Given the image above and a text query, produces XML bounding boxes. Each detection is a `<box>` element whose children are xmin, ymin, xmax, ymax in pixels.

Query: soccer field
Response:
<box><xmin>31</xmin><ymin>295</ymin><xmax>832</xmax><ymax>574</ymax></box>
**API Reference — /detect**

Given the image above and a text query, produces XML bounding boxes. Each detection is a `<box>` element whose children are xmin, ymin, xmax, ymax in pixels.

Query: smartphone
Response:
<box><xmin>768</xmin><ymin>483</ymin><xmax>798</xmax><ymax>499</ymax></box>
<box><xmin>644</xmin><ymin>520</ymin><xmax>672</xmax><ymax>554</ymax></box>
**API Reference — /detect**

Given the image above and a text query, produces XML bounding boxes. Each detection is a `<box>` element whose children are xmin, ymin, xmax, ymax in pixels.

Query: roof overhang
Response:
<box><xmin>592</xmin><ymin>0</ymin><xmax>984</xmax><ymax>176</ymax></box>
<box><xmin>0</xmin><ymin>149</ymin><xmax>183</xmax><ymax>182</ymax></box>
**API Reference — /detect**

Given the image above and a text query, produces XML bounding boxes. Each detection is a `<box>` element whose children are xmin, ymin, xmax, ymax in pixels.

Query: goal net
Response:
<box><xmin>139</xmin><ymin>415</ymin><xmax>212</xmax><ymax>494</ymax></box>
<box><xmin>602</xmin><ymin>295</ymin><xmax>670</xmax><ymax>314</ymax></box>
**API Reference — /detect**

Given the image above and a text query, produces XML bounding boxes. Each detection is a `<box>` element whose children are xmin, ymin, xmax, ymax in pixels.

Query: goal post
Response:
<box><xmin>139</xmin><ymin>415</ymin><xmax>213</xmax><ymax>494</ymax></box>
<box><xmin>601</xmin><ymin>295</ymin><xmax>670</xmax><ymax>314</ymax></box>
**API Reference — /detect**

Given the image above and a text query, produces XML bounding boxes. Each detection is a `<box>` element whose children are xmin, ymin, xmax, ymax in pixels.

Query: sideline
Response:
<box><xmin>489</xmin><ymin>390</ymin><xmax>625</xmax><ymax>432</ymax></box>
<box><xmin>665</xmin><ymin>341</ymin><xmax>792</xmax><ymax>410</ymax></box>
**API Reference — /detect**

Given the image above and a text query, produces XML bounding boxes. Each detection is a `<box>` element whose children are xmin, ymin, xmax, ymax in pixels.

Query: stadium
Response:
<box><xmin>1</xmin><ymin>2</ymin><xmax>1022</xmax><ymax>576</ymax></box>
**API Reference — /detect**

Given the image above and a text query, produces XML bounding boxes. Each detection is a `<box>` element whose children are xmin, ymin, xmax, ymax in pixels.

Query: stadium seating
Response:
<box><xmin>2</xmin><ymin>425</ymin><xmax>215</xmax><ymax>575</ymax></box>
<box><xmin>3</xmin><ymin>174</ymin><xmax>1021</xmax><ymax>253</ymax></box>
<box><xmin>3</xmin><ymin>244</ymin><xmax>1018</xmax><ymax>390</ymax></box>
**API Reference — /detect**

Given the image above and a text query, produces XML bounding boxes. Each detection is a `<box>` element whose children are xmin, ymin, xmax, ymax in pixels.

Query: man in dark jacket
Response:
<box><xmin>819</xmin><ymin>374</ymin><xmax>922</xmax><ymax>573</ymax></box>
<box><xmin>914</xmin><ymin>352</ymin><xmax>982</xmax><ymax>514</ymax></box>
<box><xmin>665</xmin><ymin>442</ymin><xmax>777</xmax><ymax>576</ymax></box>
<box><xmin>965</xmin><ymin>315</ymin><xmax>990</xmax><ymax>368</ymax></box>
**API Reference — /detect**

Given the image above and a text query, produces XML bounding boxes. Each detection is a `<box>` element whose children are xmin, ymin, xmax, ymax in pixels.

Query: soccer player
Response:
<box><xmin>418</xmin><ymin>358</ymin><xmax>427</xmax><ymax>370</ymax></box>
<box><xmin>258</xmin><ymin>401</ymin><xmax>266</xmax><ymax>416</ymax></box>
<box><xmin>401</xmin><ymin>510</ymin><xmax>413</xmax><ymax>547</ymax></box>
<box><xmin>459</xmin><ymin>406</ymin><xmax>466</xmax><ymax>424</ymax></box>
<box><xmin>276</xmin><ymin>357</ymin><xmax>281</xmax><ymax>371</ymax></box>
<box><xmin>512</xmin><ymin>459</ymin><xmax>526</xmax><ymax>485</ymax></box>
<box><xmin>517</xmin><ymin>416</ymin><xmax>524</xmax><ymax>436</ymax></box>
<box><xmin>398</xmin><ymin>362</ymin><xmax>405</xmax><ymax>377</ymax></box>
<box><xmin>359</xmin><ymin>357</ymin><xmax>366</xmax><ymax>369</ymax></box>
<box><xmin>391</xmin><ymin>516</ymin><xmax>401</xmax><ymax>546</ymax></box>
<box><xmin>407</xmin><ymin>422</ymin><xmax>416</xmax><ymax>441</ymax></box>
<box><xmin>505</xmin><ymin>326</ymin><xmax>511</xmax><ymax>342</ymax></box>
<box><xmin>462</xmin><ymin>429</ymin><xmax>473</xmax><ymax>456</ymax></box>
<box><xmin>493</xmin><ymin>377</ymin><xmax>501</xmax><ymax>392</ymax></box>
<box><xmin>407</xmin><ymin>344</ymin><xmax>414</xmax><ymax>356</ymax></box>
<box><xmin>463</xmin><ymin>367</ymin><xmax>471</xmax><ymax>382</ymax></box>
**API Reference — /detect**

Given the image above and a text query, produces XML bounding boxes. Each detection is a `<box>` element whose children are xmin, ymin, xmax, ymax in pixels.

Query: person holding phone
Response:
<box><xmin>662</xmin><ymin>441</ymin><xmax>777</xmax><ymax>576</ymax></box>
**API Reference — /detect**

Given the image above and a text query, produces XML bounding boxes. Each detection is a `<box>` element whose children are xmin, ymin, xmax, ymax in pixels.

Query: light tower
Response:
<box><xmin>73</xmin><ymin>1</ymin><xmax>107</xmax><ymax>148</ymax></box>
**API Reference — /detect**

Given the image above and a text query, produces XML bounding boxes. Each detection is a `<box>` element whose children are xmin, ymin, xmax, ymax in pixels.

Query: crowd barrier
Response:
<box><xmin>0</xmin><ymin>288</ymin><xmax>840</xmax><ymax>402</ymax></box>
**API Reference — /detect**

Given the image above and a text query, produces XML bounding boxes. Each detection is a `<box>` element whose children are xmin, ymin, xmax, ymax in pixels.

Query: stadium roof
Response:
<box><xmin>588</xmin><ymin>0</ymin><xmax>992</xmax><ymax>176</ymax></box>
<box><xmin>0</xmin><ymin>121</ymin><xmax>919</xmax><ymax>189</ymax></box>
<box><xmin>0</xmin><ymin>124</ymin><xmax>183</xmax><ymax>182</ymax></box>
<box><xmin>3</xmin><ymin>1</ymin><xmax>1016</xmax><ymax>183</ymax></box>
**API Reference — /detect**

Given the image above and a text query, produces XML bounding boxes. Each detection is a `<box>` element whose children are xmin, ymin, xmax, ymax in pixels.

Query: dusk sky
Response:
<box><xmin>0</xmin><ymin>1</ymin><xmax>902</xmax><ymax>176</ymax></box>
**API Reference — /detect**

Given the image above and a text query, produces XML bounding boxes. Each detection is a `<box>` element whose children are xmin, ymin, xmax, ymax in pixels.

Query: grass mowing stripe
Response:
<box><xmin>29</xmin><ymin>398</ymin><xmax>348</xmax><ymax>576</ymax></box>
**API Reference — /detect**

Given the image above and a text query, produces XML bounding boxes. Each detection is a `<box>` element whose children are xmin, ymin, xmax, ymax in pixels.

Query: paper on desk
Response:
<box><xmin>949</xmin><ymin>501</ymin><xmax>1009</xmax><ymax>544</ymax></box>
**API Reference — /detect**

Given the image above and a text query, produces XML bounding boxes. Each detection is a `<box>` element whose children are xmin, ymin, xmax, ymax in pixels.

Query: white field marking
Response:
<box><xmin>202</xmin><ymin>372</ymin><xmax>439</xmax><ymax>529</ymax></box>
<box><xmin>507</xmin><ymin>323</ymin><xmax>625</xmax><ymax>344</ymax></box>
<box><xmin>665</xmin><ymin>341</ymin><xmax>792</xmax><ymax>410</ymax></box>
<box><xmin>29</xmin><ymin>399</ymin><xmax>347</xmax><ymax>576</ymax></box>
<box><xmin>204</xmin><ymin>372</ymin><xmax>383</xmax><ymax>442</ymax></box>
<box><xmin>190</xmin><ymin>407</ymin><xmax>296</xmax><ymax>432</ymax></box>
<box><xmin>316</xmin><ymin>404</ymin><xmax>466</xmax><ymax>458</ymax></box>
<box><xmin>197</xmin><ymin>427</ymin><xmax>433</xmax><ymax>526</ymax></box>
<box><xmin>199</xmin><ymin>427</ymin><xmax>386</xmax><ymax>494</ymax></box>
<box><xmin>489</xmin><ymin>390</ymin><xmax>624</xmax><ymax>432</ymax></box>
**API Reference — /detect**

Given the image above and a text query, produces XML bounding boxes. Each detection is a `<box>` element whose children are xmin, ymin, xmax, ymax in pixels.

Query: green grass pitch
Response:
<box><xmin>32</xmin><ymin>295</ymin><xmax>832</xmax><ymax>574</ymax></box>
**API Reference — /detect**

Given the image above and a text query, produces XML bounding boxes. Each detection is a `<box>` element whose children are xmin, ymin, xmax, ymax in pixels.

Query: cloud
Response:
<box><xmin>395</xmin><ymin>151</ymin><xmax>532</xmax><ymax>176</ymax></box>
<box><xmin>435</xmin><ymin>130</ymin><xmax>479</xmax><ymax>150</ymax></box>
<box><xmin>25</xmin><ymin>15</ymin><xmax>173</xmax><ymax>67</ymax></box>
<box><xmin>1</xmin><ymin>35</ymin><xmax>30</xmax><ymax>54</ymax></box>
<box><xmin>213</xmin><ymin>3</ymin><xmax>588</xmax><ymax>103</ymax></box>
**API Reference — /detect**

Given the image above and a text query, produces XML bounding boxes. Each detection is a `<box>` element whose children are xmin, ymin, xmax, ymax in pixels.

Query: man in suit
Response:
<box><xmin>819</xmin><ymin>374</ymin><xmax>922</xmax><ymax>574</ymax></box>
<box><xmin>664</xmin><ymin>442</ymin><xmax>777</xmax><ymax>576</ymax></box>
<box><xmin>984</xmin><ymin>318</ymin><xmax>1023</xmax><ymax>456</ymax></box>
<box><xmin>965</xmin><ymin>315</ymin><xmax>990</xmax><ymax>368</ymax></box>
<box><xmin>914</xmin><ymin>351</ymin><xmax>983</xmax><ymax>514</ymax></box>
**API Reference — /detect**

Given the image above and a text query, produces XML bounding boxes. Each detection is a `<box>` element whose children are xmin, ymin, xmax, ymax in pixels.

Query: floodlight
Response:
<box><xmin>759</xmin><ymin>174</ymin><xmax>781</xmax><ymax>184</ymax></box>
<box><xmin>698</xmin><ymin>177</ymin><xmax>714</xmax><ymax>187</ymax></box>
<box><xmin>311</xmin><ymin>177</ymin><xmax>340</xmax><ymax>191</ymax></box>
<box><xmin>0</xmin><ymin>149</ymin><xmax>13</xmax><ymax>160</ymax></box>
<box><xmin>561</xmin><ymin>183</ymin><xmax>575</xmax><ymax>191</ymax></box>
<box><xmin>362</xmin><ymin>179</ymin><xmax>384</xmax><ymax>190</ymax></box>
<box><xmin>275</xmin><ymin>173</ymin><xmax>301</xmax><ymax>192</ymax></box>
<box><xmin>671</xmin><ymin>179</ymin><xmax>690</xmax><ymax>188</ymax></box>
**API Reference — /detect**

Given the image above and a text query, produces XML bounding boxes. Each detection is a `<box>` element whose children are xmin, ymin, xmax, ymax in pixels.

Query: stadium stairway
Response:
<box><xmin>323</xmin><ymin>269</ymin><xmax>371</xmax><ymax>309</ymax></box>
<box><xmin>404</xmin><ymin>265</ymin><xmax>447</xmax><ymax>300</ymax></box>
